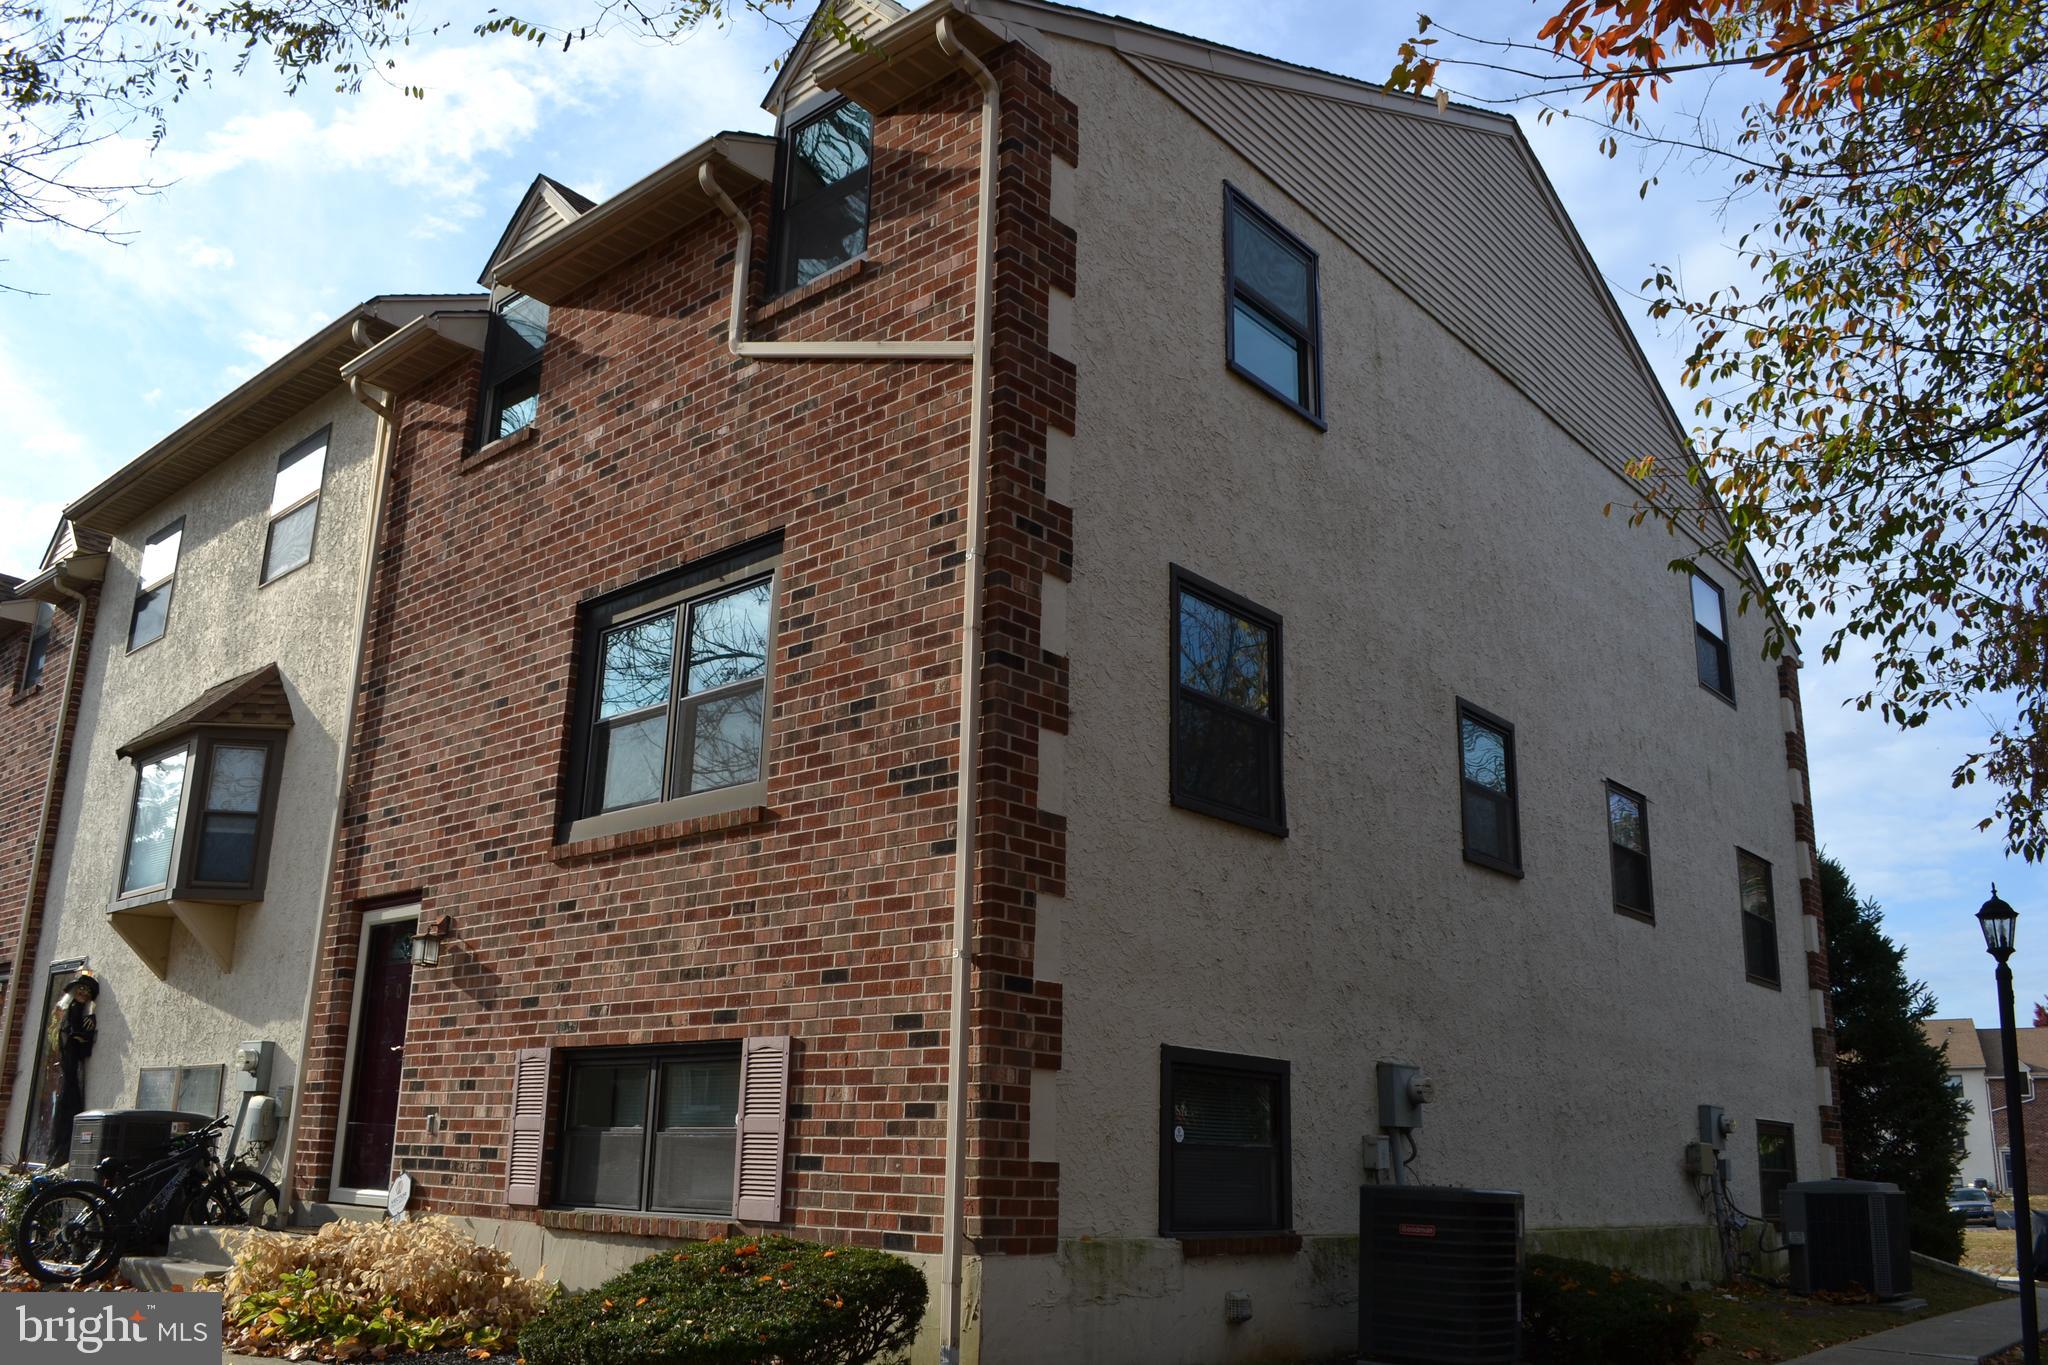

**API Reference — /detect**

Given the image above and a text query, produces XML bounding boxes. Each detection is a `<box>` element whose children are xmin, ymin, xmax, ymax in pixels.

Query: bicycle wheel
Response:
<box><xmin>16</xmin><ymin>1180</ymin><xmax>120</xmax><ymax>1283</ymax></box>
<box><xmin>186</xmin><ymin>1169</ymin><xmax>282</xmax><ymax>1230</ymax></box>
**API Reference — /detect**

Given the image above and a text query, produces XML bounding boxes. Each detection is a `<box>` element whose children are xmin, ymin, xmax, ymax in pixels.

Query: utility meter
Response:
<box><xmin>235</xmin><ymin>1040</ymin><xmax>276</xmax><ymax>1094</ymax></box>
<box><xmin>1377</xmin><ymin>1061</ymin><xmax>1433</xmax><ymax>1131</ymax></box>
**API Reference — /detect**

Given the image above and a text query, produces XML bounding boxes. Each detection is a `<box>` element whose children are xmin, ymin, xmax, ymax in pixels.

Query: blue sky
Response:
<box><xmin>0</xmin><ymin>0</ymin><xmax>2039</xmax><ymax>1025</ymax></box>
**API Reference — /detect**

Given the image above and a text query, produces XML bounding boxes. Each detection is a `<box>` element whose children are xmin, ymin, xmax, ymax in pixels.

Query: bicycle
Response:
<box><xmin>14</xmin><ymin>1114</ymin><xmax>283</xmax><ymax>1283</ymax></box>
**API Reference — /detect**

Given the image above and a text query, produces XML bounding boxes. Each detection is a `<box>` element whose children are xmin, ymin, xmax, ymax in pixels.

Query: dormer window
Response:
<box><xmin>775</xmin><ymin>101</ymin><xmax>872</xmax><ymax>291</ymax></box>
<box><xmin>479</xmin><ymin>293</ymin><xmax>549</xmax><ymax>447</ymax></box>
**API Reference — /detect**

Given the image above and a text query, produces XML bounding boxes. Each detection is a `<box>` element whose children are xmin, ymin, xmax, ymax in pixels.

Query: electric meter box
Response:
<box><xmin>235</xmin><ymin>1040</ymin><xmax>277</xmax><ymax>1093</ymax></box>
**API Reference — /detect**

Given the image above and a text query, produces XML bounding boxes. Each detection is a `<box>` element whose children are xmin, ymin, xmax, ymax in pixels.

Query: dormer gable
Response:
<box><xmin>762</xmin><ymin>0</ymin><xmax>906</xmax><ymax>120</ymax></box>
<box><xmin>479</xmin><ymin>174</ymin><xmax>597</xmax><ymax>291</ymax></box>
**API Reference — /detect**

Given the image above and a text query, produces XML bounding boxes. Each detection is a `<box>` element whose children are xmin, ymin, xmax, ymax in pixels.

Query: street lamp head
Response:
<box><xmin>1980</xmin><ymin>885</ymin><xmax>2018</xmax><ymax>960</ymax></box>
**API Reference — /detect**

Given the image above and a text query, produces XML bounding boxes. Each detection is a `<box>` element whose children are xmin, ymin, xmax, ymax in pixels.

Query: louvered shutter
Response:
<box><xmin>731</xmin><ymin>1034</ymin><xmax>792</xmax><ymax>1223</ymax></box>
<box><xmin>505</xmin><ymin>1047</ymin><xmax>552</xmax><ymax>1207</ymax></box>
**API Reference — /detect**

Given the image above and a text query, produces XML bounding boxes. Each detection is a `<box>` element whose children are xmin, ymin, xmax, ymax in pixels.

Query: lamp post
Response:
<box><xmin>1981</xmin><ymin>886</ymin><xmax>2039</xmax><ymax>1365</ymax></box>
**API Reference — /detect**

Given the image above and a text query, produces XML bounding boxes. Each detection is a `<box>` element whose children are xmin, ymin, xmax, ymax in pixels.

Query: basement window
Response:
<box><xmin>128</xmin><ymin>519</ymin><xmax>184</xmax><ymax>651</ymax></box>
<box><xmin>1458</xmin><ymin>701</ymin><xmax>1521</xmax><ymax>876</ymax></box>
<box><xmin>1739</xmin><ymin>849</ymin><xmax>1781</xmax><ymax>987</ymax></box>
<box><xmin>1159</xmin><ymin>1046</ymin><xmax>1291</xmax><ymax>1237</ymax></box>
<box><xmin>1756</xmin><ymin>1121</ymin><xmax>1796</xmax><ymax>1222</ymax></box>
<box><xmin>262</xmin><ymin>428</ymin><xmax>329</xmax><ymax>584</ymax></box>
<box><xmin>1224</xmin><ymin>185</ymin><xmax>1322</xmax><ymax>426</ymax></box>
<box><xmin>478</xmin><ymin>293</ymin><xmax>549</xmax><ymax>447</ymax></box>
<box><xmin>1607</xmin><ymin>782</ymin><xmax>1654</xmax><ymax>922</ymax></box>
<box><xmin>137</xmin><ymin>1065</ymin><xmax>225</xmax><ymax>1117</ymax></box>
<box><xmin>1170</xmin><ymin>567</ymin><xmax>1285</xmax><ymax>835</ymax></box>
<box><xmin>774</xmin><ymin>101</ymin><xmax>873</xmax><ymax>291</ymax></box>
<box><xmin>556</xmin><ymin>1047</ymin><xmax>741</xmax><ymax>1215</ymax></box>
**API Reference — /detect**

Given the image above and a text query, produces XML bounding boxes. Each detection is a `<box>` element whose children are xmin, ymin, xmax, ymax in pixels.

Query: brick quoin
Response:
<box><xmin>293</xmin><ymin>47</ymin><xmax>1077</xmax><ymax>1259</ymax></box>
<box><xmin>1780</xmin><ymin>656</ymin><xmax>1843</xmax><ymax>1171</ymax></box>
<box><xmin>0</xmin><ymin>586</ymin><xmax>99</xmax><ymax>1135</ymax></box>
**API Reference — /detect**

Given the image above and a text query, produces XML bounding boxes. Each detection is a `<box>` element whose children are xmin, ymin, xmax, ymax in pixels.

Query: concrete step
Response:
<box><xmin>119</xmin><ymin>1254</ymin><xmax>228</xmax><ymax>1292</ymax></box>
<box><xmin>166</xmin><ymin>1223</ymin><xmax>246</xmax><ymax>1266</ymax></box>
<box><xmin>290</xmin><ymin>1201</ymin><xmax>384</xmax><ymax>1229</ymax></box>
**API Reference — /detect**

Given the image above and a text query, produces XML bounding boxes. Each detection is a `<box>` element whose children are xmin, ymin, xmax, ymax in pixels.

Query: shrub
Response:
<box><xmin>517</xmin><ymin>1236</ymin><xmax>928</xmax><ymax>1365</ymax></box>
<box><xmin>223</xmin><ymin>1214</ymin><xmax>552</xmax><ymax>1360</ymax></box>
<box><xmin>1521</xmin><ymin>1254</ymin><xmax>1700</xmax><ymax>1365</ymax></box>
<box><xmin>0</xmin><ymin>1166</ymin><xmax>41</xmax><ymax>1245</ymax></box>
<box><xmin>1910</xmin><ymin>1203</ymin><xmax>1964</xmax><ymax>1264</ymax></box>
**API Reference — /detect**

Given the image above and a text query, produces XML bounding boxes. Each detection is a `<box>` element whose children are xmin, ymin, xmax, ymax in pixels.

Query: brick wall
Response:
<box><xmin>1986</xmin><ymin>1076</ymin><xmax>2048</xmax><ymax>1190</ymax></box>
<box><xmin>293</xmin><ymin>47</ymin><xmax>1077</xmax><ymax>1257</ymax></box>
<box><xmin>0</xmin><ymin>587</ymin><xmax>99</xmax><ymax>1135</ymax></box>
<box><xmin>1779</xmin><ymin>656</ymin><xmax>1844</xmax><ymax>1172</ymax></box>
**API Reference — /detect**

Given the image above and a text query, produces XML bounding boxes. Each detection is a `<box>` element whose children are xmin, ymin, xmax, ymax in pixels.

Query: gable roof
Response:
<box><xmin>763</xmin><ymin>0</ymin><xmax>908</xmax><ymax>115</ymax></box>
<box><xmin>1981</xmin><ymin>1027</ymin><xmax>2048</xmax><ymax>1078</ymax></box>
<box><xmin>479</xmin><ymin>174</ymin><xmax>597</xmax><ymax>288</ymax></box>
<box><xmin>1927</xmin><ymin>1017</ymin><xmax>1988</xmax><ymax>1069</ymax></box>
<box><xmin>117</xmin><ymin>663</ymin><xmax>295</xmax><ymax>758</ymax></box>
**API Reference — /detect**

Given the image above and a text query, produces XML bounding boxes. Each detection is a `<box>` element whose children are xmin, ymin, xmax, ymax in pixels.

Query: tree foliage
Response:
<box><xmin>1820</xmin><ymin>853</ymin><xmax>1969</xmax><ymax>1260</ymax></box>
<box><xmin>1393</xmin><ymin>1</ymin><xmax>2048</xmax><ymax>859</ymax></box>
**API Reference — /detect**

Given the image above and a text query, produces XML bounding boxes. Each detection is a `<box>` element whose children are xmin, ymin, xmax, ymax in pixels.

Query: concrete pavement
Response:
<box><xmin>1785</xmin><ymin>1290</ymin><xmax>2048</xmax><ymax>1364</ymax></box>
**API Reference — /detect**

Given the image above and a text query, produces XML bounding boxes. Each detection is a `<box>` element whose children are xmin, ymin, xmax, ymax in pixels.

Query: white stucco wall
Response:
<box><xmin>980</xmin><ymin>34</ymin><xmax>1828</xmax><ymax>1364</ymax></box>
<box><xmin>1954</xmin><ymin>1067</ymin><xmax>1998</xmax><ymax>1188</ymax></box>
<box><xmin>3</xmin><ymin>385</ymin><xmax>378</xmax><ymax>1191</ymax></box>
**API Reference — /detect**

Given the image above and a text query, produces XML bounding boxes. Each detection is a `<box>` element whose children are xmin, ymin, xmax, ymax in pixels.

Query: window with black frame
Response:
<box><xmin>478</xmin><ymin>293</ymin><xmax>549</xmax><ymax>447</ymax></box>
<box><xmin>775</xmin><ymin>101</ymin><xmax>872</xmax><ymax>291</ymax></box>
<box><xmin>1159</xmin><ymin>1047</ymin><xmax>1290</xmax><ymax>1237</ymax></box>
<box><xmin>1693</xmin><ymin>572</ymin><xmax>1734</xmax><ymax>699</ymax></box>
<box><xmin>128</xmin><ymin>519</ymin><xmax>184</xmax><ymax>651</ymax></box>
<box><xmin>1756</xmin><ymin>1121</ymin><xmax>1796</xmax><ymax>1221</ymax></box>
<box><xmin>262</xmin><ymin>430</ymin><xmax>328</xmax><ymax>583</ymax></box>
<box><xmin>1739</xmin><ymin>849</ymin><xmax>1781</xmax><ymax>985</ymax></box>
<box><xmin>1170</xmin><ymin>567</ymin><xmax>1284</xmax><ymax>834</ymax></box>
<box><xmin>556</xmin><ymin>1048</ymin><xmax>740</xmax><ymax>1215</ymax></box>
<box><xmin>569</xmin><ymin>543</ymin><xmax>779</xmax><ymax>839</ymax></box>
<box><xmin>118</xmin><ymin>734</ymin><xmax>280</xmax><ymax>902</ymax></box>
<box><xmin>19</xmin><ymin>600</ymin><xmax>53</xmax><ymax>692</ymax></box>
<box><xmin>1458</xmin><ymin>701</ymin><xmax>1520</xmax><ymax>875</ymax></box>
<box><xmin>1224</xmin><ymin>186</ymin><xmax>1322</xmax><ymax>424</ymax></box>
<box><xmin>1607</xmin><ymin>782</ymin><xmax>1654</xmax><ymax>921</ymax></box>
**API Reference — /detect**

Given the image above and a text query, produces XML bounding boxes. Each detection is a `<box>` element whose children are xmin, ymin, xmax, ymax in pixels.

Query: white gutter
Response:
<box><xmin>276</xmin><ymin>321</ymin><xmax>400</xmax><ymax>1210</ymax></box>
<box><xmin>1</xmin><ymin>566</ymin><xmax>93</xmax><ymax>1156</ymax></box>
<box><xmin>702</xmin><ymin>24</ymin><xmax>997</xmax><ymax>1360</ymax></box>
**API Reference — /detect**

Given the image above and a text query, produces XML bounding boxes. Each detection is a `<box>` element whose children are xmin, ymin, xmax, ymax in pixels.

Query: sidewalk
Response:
<box><xmin>1786</xmin><ymin>1290</ymin><xmax>2048</xmax><ymax>1363</ymax></box>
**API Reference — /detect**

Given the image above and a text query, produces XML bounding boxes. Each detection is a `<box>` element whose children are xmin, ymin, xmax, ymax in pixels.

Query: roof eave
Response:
<box><xmin>343</xmin><ymin>311</ymin><xmax>492</xmax><ymax>396</ymax></box>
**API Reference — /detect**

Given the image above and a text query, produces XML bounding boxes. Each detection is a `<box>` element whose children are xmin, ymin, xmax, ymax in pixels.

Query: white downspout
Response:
<box><xmin>276</xmin><ymin>321</ymin><xmax>399</xmax><ymax>1211</ymax></box>
<box><xmin>702</xmin><ymin>26</ymin><xmax>998</xmax><ymax>1360</ymax></box>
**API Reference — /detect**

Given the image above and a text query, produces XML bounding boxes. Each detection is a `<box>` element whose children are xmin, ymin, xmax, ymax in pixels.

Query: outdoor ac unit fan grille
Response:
<box><xmin>1360</xmin><ymin>1186</ymin><xmax>1523</xmax><ymax>1365</ymax></box>
<box><xmin>1785</xmin><ymin>1180</ymin><xmax>1911</xmax><ymax>1299</ymax></box>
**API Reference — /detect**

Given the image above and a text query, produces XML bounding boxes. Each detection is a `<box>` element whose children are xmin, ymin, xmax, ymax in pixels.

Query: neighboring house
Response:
<box><xmin>1928</xmin><ymin>1017</ymin><xmax>2047</xmax><ymax>1192</ymax></box>
<box><xmin>284</xmin><ymin>3</ymin><xmax>1837</xmax><ymax>1363</ymax></box>
<box><xmin>0</xmin><ymin>526</ymin><xmax>107</xmax><ymax>1144</ymax></box>
<box><xmin>0</xmin><ymin>296</ymin><xmax>477</xmax><ymax>1189</ymax></box>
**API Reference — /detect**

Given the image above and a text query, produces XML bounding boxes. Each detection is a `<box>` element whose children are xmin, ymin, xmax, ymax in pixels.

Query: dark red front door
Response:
<box><xmin>339</xmin><ymin>921</ymin><xmax>414</xmax><ymax>1192</ymax></box>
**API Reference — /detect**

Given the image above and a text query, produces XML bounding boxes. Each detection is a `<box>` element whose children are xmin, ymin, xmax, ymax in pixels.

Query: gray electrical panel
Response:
<box><xmin>1377</xmin><ymin>1061</ymin><xmax>1429</xmax><ymax>1131</ymax></box>
<box><xmin>1698</xmin><ymin>1104</ymin><xmax>1730</xmax><ymax>1147</ymax></box>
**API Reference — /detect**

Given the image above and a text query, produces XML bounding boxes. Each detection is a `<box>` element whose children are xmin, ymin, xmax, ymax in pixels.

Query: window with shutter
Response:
<box><xmin>733</xmin><ymin>1034</ymin><xmax>792</xmax><ymax>1224</ymax></box>
<box><xmin>1158</xmin><ymin>1045</ymin><xmax>1291</xmax><ymax>1237</ymax></box>
<box><xmin>505</xmin><ymin>1048</ymin><xmax>552</xmax><ymax>1207</ymax></box>
<box><xmin>546</xmin><ymin>1043</ymin><xmax>757</xmax><ymax>1218</ymax></box>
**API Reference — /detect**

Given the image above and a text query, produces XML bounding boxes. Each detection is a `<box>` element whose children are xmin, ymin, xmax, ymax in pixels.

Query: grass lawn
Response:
<box><xmin>1688</xmin><ymin>1265</ymin><xmax>2006</xmax><ymax>1365</ymax></box>
<box><xmin>1965</xmin><ymin>1225</ymin><xmax>2021</xmax><ymax>1280</ymax></box>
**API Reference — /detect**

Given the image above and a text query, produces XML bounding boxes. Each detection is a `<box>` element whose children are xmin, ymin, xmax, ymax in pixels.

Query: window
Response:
<box><xmin>1170</xmin><ymin>567</ymin><xmax>1285</xmax><ymax>834</ymax></box>
<box><xmin>775</xmin><ymin>101</ymin><xmax>872</xmax><ymax>291</ymax></box>
<box><xmin>18</xmin><ymin>600</ymin><xmax>53</xmax><ymax>691</ymax></box>
<box><xmin>556</xmin><ymin>1047</ymin><xmax>741</xmax><ymax>1215</ymax></box>
<box><xmin>1693</xmin><ymin>572</ymin><xmax>1733</xmax><ymax>699</ymax></box>
<box><xmin>566</xmin><ymin>540</ymin><xmax>779</xmax><ymax>840</ymax></box>
<box><xmin>1607</xmin><ymin>782</ymin><xmax>1654</xmax><ymax>920</ymax></box>
<box><xmin>262</xmin><ymin>429</ymin><xmax>328</xmax><ymax>583</ymax></box>
<box><xmin>1224</xmin><ymin>186</ymin><xmax>1322</xmax><ymax>425</ymax></box>
<box><xmin>137</xmin><ymin>1065</ymin><xmax>225</xmax><ymax>1117</ymax></box>
<box><xmin>1458</xmin><ymin>701</ymin><xmax>1521</xmax><ymax>875</ymax></box>
<box><xmin>478</xmin><ymin>293</ymin><xmax>549</xmax><ymax>447</ymax></box>
<box><xmin>1739</xmin><ymin>849</ymin><xmax>1781</xmax><ymax>986</ymax></box>
<box><xmin>118</xmin><ymin>733</ymin><xmax>281</xmax><ymax>902</ymax></box>
<box><xmin>128</xmin><ymin>519</ymin><xmax>184</xmax><ymax>650</ymax></box>
<box><xmin>1757</xmin><ymin>1121</ymin><xmax>1796</xmax><ymax>1221</ymax></box>
<box><xmin>1159</xmin><ymin>1046</ymin><xmax>1290</xmax><ymax>1237</ymax></box>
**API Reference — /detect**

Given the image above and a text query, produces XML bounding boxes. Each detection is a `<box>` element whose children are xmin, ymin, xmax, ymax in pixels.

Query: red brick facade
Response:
<box><xmin>1987</xmin><ymin>1077</ymin><xmax>2048</xmax><ymax>1189</ymax></box>
<box><xmin>292</xmin><ymin>46</ymin><xmax>1076</xmax><ymax>1258</ymax></box>
<box><xmin>0</xmin><ymin>583</ymin><xmax>99</xmax><ymax>1138</ymax></box>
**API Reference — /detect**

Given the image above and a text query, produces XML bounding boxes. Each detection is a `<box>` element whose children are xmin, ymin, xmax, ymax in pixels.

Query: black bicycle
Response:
<box><xmin>14</xmin><ymin>1114</ymin><xmax>282</xmax><ymax>1283</ymax></box>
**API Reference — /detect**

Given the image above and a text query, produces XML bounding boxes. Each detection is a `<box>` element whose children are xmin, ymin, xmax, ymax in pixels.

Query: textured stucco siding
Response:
<box><xmin>1957</xmin><ymin>1067</ymin><xmax>1997</xmax><ymax>1188</ymax></box>
<box><xmin>981</xmin><ymin>34</ymin><xmax>1824</xmax><ymax>1363</ymax></box>
<box><xmin>2</xmin><ymin>384</ymin><xmax>376</xmax><ymax>1185</ymax></box>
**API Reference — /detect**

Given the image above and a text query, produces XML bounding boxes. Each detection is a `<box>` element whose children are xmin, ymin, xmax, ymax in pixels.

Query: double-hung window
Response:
<box><xmin>118</xmin><ymin>733</ymin><xmax>282</xmax><ymax>903</ymax></box>
<box><xmin>128</xmin><ymin>519</ymin><xmax>184</xmax><ymax>651</ymax></box>
<box><xmin>478</xmin><ymin>293</ymin><xmax>549</xmax><ymax>447</ymax></box>
<box><xmin>1756</xmin><ymin>1121</ymin><xmax>1796</xmax><ymax>1221</ymax></box>
<box><xmin>1224</xmin><ymin>186</ymin><xmax>1322</xmax><ymax>425</ymax></box>
<box><xmin>1159</xmin><ymin>1046</ymin><xmax>1291</xmax><ymax>1237</ymax></box>
<box><xmin>262</xmin><ymin>429</ymin><xmax>328</xmax><ymax>583</ymax></box>
<box><xmin>1170</xmin><ymin>566</ymin><xmax>1284</xmax><ymax>834</ymax></box>
<box><xmin>1739</xmin><ymin>849</ymin><xmax>1781</xmax><ymax>986</ymax></box>
<box><xmin>556</xmin><ymin>1047</ymin><xmax>741</xmax><ymax>1215</ymax></box>
<box><xmin>567</xmin><ymin>541</ymin><xmax>780</xmax><ymax>840</ymax></box>
<box><xmin>775</xmin><ymin>101</ymin><xmax>873</xmax><ymax>291</ymax></box>
<box><xmin>1458</xmin><ymin>701</ymin><xmax>1521</xmax><ymax>875</ymax></box>
<box><xmin>1607</xmin><ymin>782</ymin><xmax>1654</xmax><ymax>921</ymax></box>
<box><xmin>19</xmin><ymin>601</ymin><xmax>53</xmax><ymax>691</ymax></box>
<box><xmin>1693</xmin><ymin>572</ymin><xmax>1734</xmax><ymax>700</ymax></box>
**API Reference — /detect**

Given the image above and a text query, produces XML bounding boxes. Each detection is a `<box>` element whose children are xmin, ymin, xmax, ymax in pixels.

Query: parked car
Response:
<box><xmin>1950</xmin><ymin>1186</ymin><xmax>1997</xmax><ymax>1225</ymax></box>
